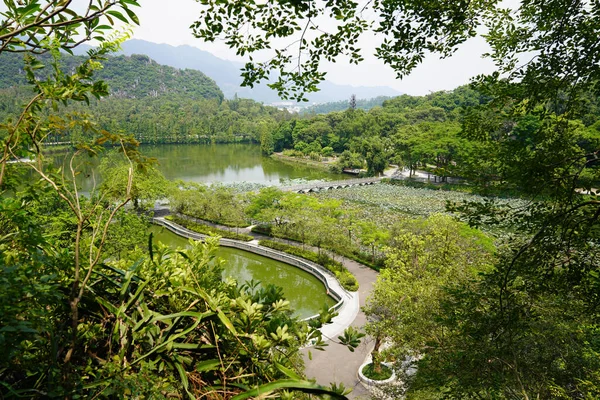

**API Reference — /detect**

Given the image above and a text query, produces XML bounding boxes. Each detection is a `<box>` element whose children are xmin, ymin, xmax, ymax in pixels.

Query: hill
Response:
<box><xmin>0</xmin><ymin>52</ymin><xmax>223</xmax><ymax>101</ymax></box>
<box><xmin>94</xmin><ymin>39</ymin><xmax>402</xmax><ymax>103</ymax></box>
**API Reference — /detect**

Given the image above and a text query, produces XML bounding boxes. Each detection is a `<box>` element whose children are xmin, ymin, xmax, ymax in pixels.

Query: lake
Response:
<box><xmin>51</xmin><ymin>143</ymin><xmax>348</xmax><ymax>192</ymax></box>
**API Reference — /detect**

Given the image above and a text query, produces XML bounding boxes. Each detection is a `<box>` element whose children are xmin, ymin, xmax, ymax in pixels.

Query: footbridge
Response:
<box><xmin>282</xmin><ymin>176</ymin><xmax>382</xmax><ymax>193</ymax></box>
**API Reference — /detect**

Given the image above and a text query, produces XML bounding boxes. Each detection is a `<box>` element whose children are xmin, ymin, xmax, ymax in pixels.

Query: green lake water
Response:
<box><xmin>149</xmin><ymin>225</ymin><xmax>336</xmax><ymax>319</ymax></box>
<box><xmin>51</xmin><ymin>143</ymin><xmax>348</xmax><ymax>192</ymax></box>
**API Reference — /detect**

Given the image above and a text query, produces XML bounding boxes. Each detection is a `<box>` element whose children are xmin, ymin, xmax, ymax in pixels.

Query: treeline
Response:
<box><xmin>0</xmin><ymin>91</ymin><xmax>292</xmax><ymax>145</ymax></box>
<box><xmin>264</xmin><ymin>86</ymin><xmax>600</xmax><ymax>188</ymax></box>
<box><xmin>300</xmin><ymin>95</ymin><xmax>392</xmax><ymax>114</ymax></box>
<box><xmin>0</xmin><ymin>52</ymin><xmax>293</xmax><ymax>145</ymax></box>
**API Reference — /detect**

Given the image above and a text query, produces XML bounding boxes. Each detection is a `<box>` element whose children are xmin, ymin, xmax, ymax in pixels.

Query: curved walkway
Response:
<box><xmin>301</xmin><ymin>255</ymin><xmax>377</xmax><ymax>399</ymax></box>
<box><xmin>153</xmin><ymin>217</ymin><xmax>359</xmax><ymax>328</ymax></box>
<box><xmin>154</xmin><ymin>213</ymin><xmax>378</xmax><ymax>399</ymax></box>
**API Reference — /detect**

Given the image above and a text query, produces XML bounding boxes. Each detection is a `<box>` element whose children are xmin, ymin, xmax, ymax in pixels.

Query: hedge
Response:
<box><xmin>165</xmin><ymin>215</ymin><xmax>254</xmax><ymax>242</ymax></box>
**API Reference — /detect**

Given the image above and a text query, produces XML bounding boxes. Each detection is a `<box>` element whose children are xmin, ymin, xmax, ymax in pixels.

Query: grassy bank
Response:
<box><xmin>165</xmin><ymin>215</ymin><xmax>253</xmax><ymax>241</ymax></box>
<box><xmin>271</xmin><ymin>152</ymin><xmax>338</xmax><ymax>173</ymax></box>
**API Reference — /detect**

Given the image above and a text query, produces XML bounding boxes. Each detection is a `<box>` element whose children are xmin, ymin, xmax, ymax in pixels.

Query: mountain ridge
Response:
<box><xmin>0</xmin><ymin>51</ymin><xmax>223</xmax><ymax>101</ymax></box>
<box><xmin>104</xmin><ymin>39</ymin><xmax>402</xmax><ymax>103</ymax></box>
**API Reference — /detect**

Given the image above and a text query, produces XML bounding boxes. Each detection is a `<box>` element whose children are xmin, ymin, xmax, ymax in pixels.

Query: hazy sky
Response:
<box><xmin>129</xmin><ymin>0</ymin><xmax>499</xmax><ymax>96</ymax></box>
<box><xmin>0</xmin><ymin>0</ymin><xmax>497</xmax><ymax>96</ymax></box>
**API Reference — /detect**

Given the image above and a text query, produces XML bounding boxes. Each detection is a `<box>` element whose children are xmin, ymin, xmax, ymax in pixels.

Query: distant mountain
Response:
<box><xmin>0</xmin><ymin>52</ymin><xmax>223</xmax><ymax>101</ymax></box>
<box><xmin>90</xmin><ymin>39</ymin><xmax>401</xmax><ymax>103</ymax></box>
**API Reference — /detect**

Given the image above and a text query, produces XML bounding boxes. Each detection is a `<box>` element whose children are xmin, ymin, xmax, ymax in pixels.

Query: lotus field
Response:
<box><xmin>313</xmin><ymin>183</ymin><xmax>528</xmax><ymax>230</ymax></box>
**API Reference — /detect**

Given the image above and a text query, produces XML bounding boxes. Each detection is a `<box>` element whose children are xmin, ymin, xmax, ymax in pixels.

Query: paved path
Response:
<box><xmin>300</xmin><ymin>255</ymin><xmax>377</xmax><ymax>399</ymax></box>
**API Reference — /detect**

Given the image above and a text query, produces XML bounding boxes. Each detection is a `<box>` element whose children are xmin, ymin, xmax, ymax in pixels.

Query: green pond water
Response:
<box><xmin>149</xmin><ymin>225</ymin><xmax>336</xmax><ymax>319</ymax></box>
<box><xmin>51</xmin><ymin>143</ymin><xmax>348</xmax><ymax>192</ymax></box>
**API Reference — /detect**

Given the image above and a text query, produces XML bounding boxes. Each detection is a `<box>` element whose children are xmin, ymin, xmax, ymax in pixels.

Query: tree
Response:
<box><xmin>192</xmin><ymin>0</ymin><xmax>600</xmax><ymax>397</ymax></box>
<box><xmin>363</xmin><ymin>215</ymin><xmax>493</xmax><ymax>376</ymax></box>
<box><xmin>349</xmin><ymin>94</ymin><xmax>357</xmax><ymax>110</ymax></box>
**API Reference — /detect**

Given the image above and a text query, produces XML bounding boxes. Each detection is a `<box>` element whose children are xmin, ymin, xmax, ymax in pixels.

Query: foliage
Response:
<box><xmin>169</xmin><ymin>181</ymin><xmax>249</xmax><ymax>227</ymax></box>
<box><xmin>268</xmin><ymin>86</ymin><xmax>502</xmax><ymax>178</ymax></box>
<box><xmin>314</xmin><ymin>183</ymin><xmax>527</xmax><ymax>234</ymax></box>
<box><xmin>0</xmin><ymin>0</ymin><xmax>140</xmax><ymax>54</ymax></box>
<box><xmin>165</xmin><ymin>215</ymin><xmax>254</xmax><ymax>242</ymax></box>
<box><xmin>0</xmin><ymin>64</ymin><xmax>290</xmax><ymax>146</ymax></box>
<box><xmin>0</xmin><ymin>2</ymin><xmax>355</xmax><ymax>398</ymax></box>
<box><xmin>99</xmin><ymin>150</ymin><xmax>172</xmax><ymax>210</ymax></box>
<box><xmin>0</xmin><ymin>52</ymin><xmax>223</xmax><ymax>101</ymax></box>
<box><xmin>191</xmin><ymin>0</ymin><xmax>492</xmax><ymax>100</ymax></box>
<box><xmin>195</xmin><ymin>0</ymin><xmax>600</xmax><ymax>396</ymax></box>
<box><xmin>258</xmin><ymin>240</ymin><xmax>359</xmax><ymax>292</ymax></box>
<box><xmin>301</xmin><ymin>96</ymin><xmax>394</xmax><ymax>115</ymax></box>
<box><xmin>362</xmin><ymin>363</ymin><xmax>393</xmax><ymax>381</ymax></box>
<box><xmin>363</xmin><ymin>214</ymin><xmax>495</xmax><ymax>387</ymax></box>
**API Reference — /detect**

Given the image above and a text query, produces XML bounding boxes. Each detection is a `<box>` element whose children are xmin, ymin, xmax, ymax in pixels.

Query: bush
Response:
<box><xmin>335</xmin><ymin>270</ymin><xmax>359</xmax><ymax>292</ymax></box>
<box><xmin>180</xmin><ymin>213</ymin><xmax>249</xmax><ymax>228</ymax></box>
<box><xmin>328</xmin><ymin>163</ymin><xmax>342</xmax><ymax>174</ymax></box>
<box><xmin>282</xmin><ymin>149</ymin><xmax>304</xmax><ymax>157</ymax></box>
<box><xmin>165</xmin><ymin>215</ymin><xmax>254</xmax><ymax>241</ymax></box>
<box><xmin>321</xmin><ymin>146</ymin><xmax>334</xmax><ymax>157</ymax></box>
<box><xmin>258</xmin><ymin>240</ymin><xmax>359</xmax><ymax>291</ymax></box>
<box><xmin>362</xmin><ymin>363</ymin><xmax>393</xmax><ymax>381</ymax></box>
<box><xmin>251</xmin><ymin>224</ymin><xmax>272</xmax><ymax>235</ymax></box>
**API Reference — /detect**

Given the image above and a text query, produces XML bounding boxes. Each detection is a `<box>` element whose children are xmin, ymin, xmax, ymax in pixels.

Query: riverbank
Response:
<box><xmin>271</xmin><ymin>152</ymin><xmax>340</xmax><ymax>173</ymax></box>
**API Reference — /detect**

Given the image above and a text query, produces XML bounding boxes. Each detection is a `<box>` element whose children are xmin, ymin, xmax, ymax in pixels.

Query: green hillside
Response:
<box><xmin>0</xmin><ymin>52</ymin><xmax>223</xmax><ymax>101</ymax></box>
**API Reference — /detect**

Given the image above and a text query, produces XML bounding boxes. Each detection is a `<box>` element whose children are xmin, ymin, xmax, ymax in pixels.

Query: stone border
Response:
<box><xmin>152</xmin><ymin>217</ymin><xmax>359</xmax><ymax>337</ymax></box>
<box><xmin>358</xmin><ymin>361</ymin><xmax>396</xmax><ymax>386</ymax></box>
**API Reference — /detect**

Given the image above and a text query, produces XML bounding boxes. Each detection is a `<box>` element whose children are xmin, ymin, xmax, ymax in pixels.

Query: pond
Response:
<box><xmin>149</xmin><ymin>225</ymin><xmax>336</xmax><ymax>319</ymax></box>
<box><xmin>50</xmin><ymin>143</ymin><xmax>348</xmax><ymax>192</ymax></box>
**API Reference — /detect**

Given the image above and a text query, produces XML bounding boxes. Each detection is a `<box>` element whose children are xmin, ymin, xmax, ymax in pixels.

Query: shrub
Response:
<box><xmin>321</xmin><ymin>146</ymin><xmax>334</xmax><ymax>157</ymax></box>
<box><xmin>165</xmin><ymin>215</ymin><xmax>253</xmax><ymax>241</ymax></box>
<box><xmin>362</xmin><ymin>363</ymin><xmax>393</xmax><ymax>381</ymax></box>
<box><xmin>335</xmin><ymin>270</ymin><xmax>359</xmax><ymax>292</ymax></box>
<box><xmin>282</xmin><ymin>149</ymin><xmax>304</xmax><ymax>157</ymax></box>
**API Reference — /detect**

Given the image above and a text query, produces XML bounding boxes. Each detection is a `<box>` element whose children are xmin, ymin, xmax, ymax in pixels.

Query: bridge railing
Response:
<box><xmin>283</xmin><ymin>176</ymin><xmax>381</xmax><ymax>192</ymax></box>
<box><xmin>153</xmin><ymin>218</ymin><xmax>349</xmax><ymax>319</ymax></box>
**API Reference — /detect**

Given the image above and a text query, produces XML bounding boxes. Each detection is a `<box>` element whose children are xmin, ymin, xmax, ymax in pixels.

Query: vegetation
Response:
<box><xmin>258</xmin><ymin>240</ymin><xmax>359</xmax><ymax>292</ymax></box>
<box><xmin>301</xmin><ymin>96</ymin><xmax>393</xmax><ymax>115</ymax></box>
<box><xmin>169</xmin><ymin>181</ymin><xmax>249</xmax><ymax>228</ymax></box>
<box><xmin>195</xmin><ymin>0</ymin><xmax>600</xmax><ymax>398</ymax></box>
<box><xmin>3</xmin><ymin>0</ymin><xmax>600</xmax><ymax>398</ymax></box>
<box><xmin>0</xmin><ymin>2</ymin><xmax>362</xmax><ymax>399</ymax></box>
<box><xmin>0</xmin><ymin>52</ymin><xmax>223</xmax><ymax>100</ymax></box>
<box><xmin>165</xmin><ymin>215</ymin><xmax>254</xmax><ymax>242</ymax></box>
<box><xmin>363</xmin><ymin>214</ymin><xmax>495</xmax><ymax>378</ymax></box>
<box><xmin>0</xmin><ymin>58</ymin><xmax>291</xmax><ymax>146</ymax></box>
<box><xmin>362</xmin><ymin>363</ymin><xmax>393</xmax><ymax>381</ymax></box>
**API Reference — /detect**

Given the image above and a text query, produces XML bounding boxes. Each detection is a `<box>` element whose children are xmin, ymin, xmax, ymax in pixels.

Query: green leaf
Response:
<box><xmin>231</xmin><ymin>379</ymin><xmax>348</xmax><ymax>400</ymax></box>
<box><xmin>106</xmin><ymin>10</ymin><xmax>129</xmax><ymax>24</ymax></box>
<box><xmin>196</xmin><ymin>359</ymin><xmax>221</xmax><ymax>372</ymax></box>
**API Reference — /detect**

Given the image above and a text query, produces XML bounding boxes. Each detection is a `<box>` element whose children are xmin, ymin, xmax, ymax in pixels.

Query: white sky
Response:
<box><xmin>0</xmin><ymin>0</ymin><xmax>498</xmax><ymax>96</ymax></box>
<box><xmin>131</xmin><ymin>0</ymin><xmax>497</xmax><ymax>96</ymax></box>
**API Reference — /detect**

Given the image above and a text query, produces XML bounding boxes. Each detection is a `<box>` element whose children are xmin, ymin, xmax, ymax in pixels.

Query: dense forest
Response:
<box><xmin>0</xmin><ymin>52</ymin><xmax>223</xmax><ymax>100</ymax></box>
<box><xmin>267</xmin><ymin>86</ymin><xmax>600</xmax><ymax>189</ymax></box>
<box><xmin>0</xmin><ymin>52</ymin><xmax>292</xmax><ymax>145</ymax></box>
